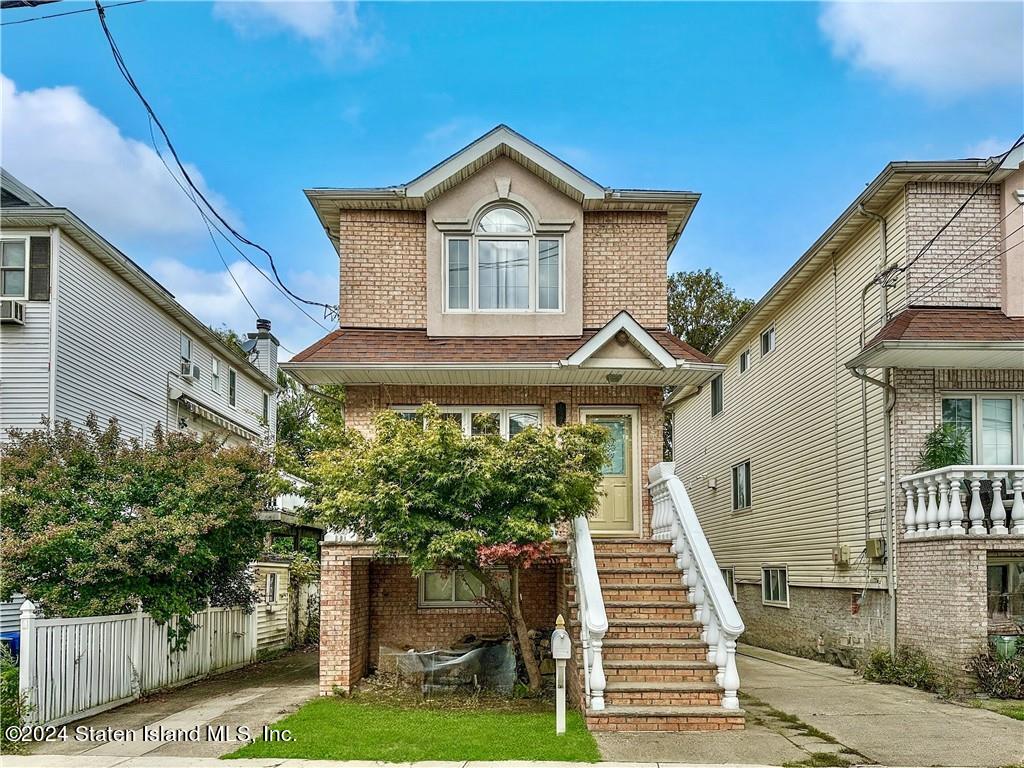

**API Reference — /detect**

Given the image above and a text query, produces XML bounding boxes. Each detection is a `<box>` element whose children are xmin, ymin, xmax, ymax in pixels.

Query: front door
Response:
<box><xmin>585</xmin><ymin>410</ymin><xmax>637</xmax><ymax>535</ymax></box>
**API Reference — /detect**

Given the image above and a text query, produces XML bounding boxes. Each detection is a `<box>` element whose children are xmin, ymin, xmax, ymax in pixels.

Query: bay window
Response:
<box><xmin>444</xmin><ymin>205</ymin><xmax>562</xmax><ymax>313</ymax></box>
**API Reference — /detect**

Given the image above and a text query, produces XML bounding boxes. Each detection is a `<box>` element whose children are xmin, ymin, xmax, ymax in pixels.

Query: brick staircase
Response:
<box><xmin>567</xmin><ymin>538</ymin><xmax>745</xmax><ymax>732</ymax></box>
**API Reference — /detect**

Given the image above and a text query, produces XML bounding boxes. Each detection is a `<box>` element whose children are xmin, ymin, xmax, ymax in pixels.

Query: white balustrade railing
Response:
<box><xmin>648</xmin><ymin>462</ymin><xmax>744</xmax><ymax>710</ymax></box>
<box><xmin>570</xmin><ymin>516</ymin><xmax>608</xmax><ymax>710</ymax></box>
<box><xmin>900</xmin><ymin>466</ymin><xmax>1024</xmax><ymax>539</ymax></box>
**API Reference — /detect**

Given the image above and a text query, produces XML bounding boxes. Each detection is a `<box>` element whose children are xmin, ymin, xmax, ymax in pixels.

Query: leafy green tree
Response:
<box><xmin>305</xmin><ymin>405</ymin><xmax>609</xmax><ymax>692</ymax></box>
<box><xmin>667</xmin><ymin>269</ymin><xmax>755</xmax><ymax>356</ymax></box>
<box><xmin>0</xmin><ymin>417</ymin><xmax>278</xmax><ymax>646</ymax></box>
<box><xmin>207</xmin><ymin>324</ymin><xmax>250</xmax><ymax>359</ymax></box>
<box><xmin>275</xmin><ymin>370</ymin><xmax>346</xmax><ymax>476</ymax></box>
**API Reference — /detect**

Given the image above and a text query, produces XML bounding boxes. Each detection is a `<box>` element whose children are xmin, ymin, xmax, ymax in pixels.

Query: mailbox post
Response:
<box><xmin>550</xmin><ymin>613</ymin><xmax>572</xmax><ymax>735</ymax></box>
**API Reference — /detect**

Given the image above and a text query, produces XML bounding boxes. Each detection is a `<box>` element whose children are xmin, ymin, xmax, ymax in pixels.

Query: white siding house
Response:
<box><xmin>0</xmin><ymin>170</ymin><xmax>279</xmax><ymax>445</ymax></box>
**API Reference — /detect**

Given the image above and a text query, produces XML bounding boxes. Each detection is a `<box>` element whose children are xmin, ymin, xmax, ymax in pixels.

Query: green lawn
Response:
<box><xmin>224</xmin><ymin>697</ymin><xmax>601</xmax><ymax>762</ymax></box>
<box><xmin>972</xmin><ymin>698</ymin><xmax>1024</xmax><ymax>721</ymax></box>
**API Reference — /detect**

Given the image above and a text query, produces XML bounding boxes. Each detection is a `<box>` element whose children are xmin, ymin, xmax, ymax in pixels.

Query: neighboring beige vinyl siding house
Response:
<box><xmin>673</xmin><ymin>193</ymin><xmax>906</xmax><ymax>590</ymax></box>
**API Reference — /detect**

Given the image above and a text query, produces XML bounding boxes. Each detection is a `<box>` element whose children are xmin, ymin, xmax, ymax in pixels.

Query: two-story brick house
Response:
<box><xmin>283</xmin><ymin>126</ymin><xmax>747</xmax><ymax>731</ymax></box>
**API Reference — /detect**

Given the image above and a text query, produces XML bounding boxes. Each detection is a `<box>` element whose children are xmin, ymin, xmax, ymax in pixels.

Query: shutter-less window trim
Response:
<box><xmin>28</xmin><ymin>236</ymin><xmax>51</xmax><ymax>301</ymax></box>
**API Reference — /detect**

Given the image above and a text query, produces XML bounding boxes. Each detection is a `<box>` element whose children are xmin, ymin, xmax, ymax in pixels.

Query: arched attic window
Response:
<box><xmin>445</xmin><ymin>205</ymin><xmax>562</xmax><ymax>313</ymax></box>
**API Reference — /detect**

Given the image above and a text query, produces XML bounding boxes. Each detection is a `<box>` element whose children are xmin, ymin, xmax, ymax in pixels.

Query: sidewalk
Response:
<box><xmin>0</xmin><ymin>759</ymin><xmax>781</xmax><ymax>768</ymax></box>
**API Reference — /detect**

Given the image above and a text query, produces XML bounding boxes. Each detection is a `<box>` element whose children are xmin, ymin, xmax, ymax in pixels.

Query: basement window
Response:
<box><xmin>721</xmin><ymin>567</ymin><xmax>737</xmax><ymax>599</ymax></box>
<box><xmin>987</xmin><ymin>558</ymin><xmax>1024</xmax><ymax>629</ymax></box>
<box><xmin>762</xmin><ymin>566</ymin><xmax>789</xmax><ymax>608</ymax></box>
<box><xmin>418</xmin><ymin>568</ymin><xmax>509</xmax><ymax>608</ymax></box>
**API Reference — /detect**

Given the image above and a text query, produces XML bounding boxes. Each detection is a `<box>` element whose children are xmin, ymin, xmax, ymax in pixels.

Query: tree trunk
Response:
<box><xmin>509</xmin><ymin>566</ymin><xmax>543</xmax><ymax>693</ymax></box>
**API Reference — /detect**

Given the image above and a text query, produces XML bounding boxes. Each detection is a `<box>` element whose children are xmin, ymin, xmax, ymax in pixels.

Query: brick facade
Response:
<box><xmin>583</xmin><ymin>211</ymin><xmax>668</xmax><ymax>328</ymax></box>
<box><xmin>897</xmin><ymin>538</ymin><xmax>1024</xmax><ymax>687</ymax></box>
<box><xmin>344</xmin><ymin>384</ymin><xmax>664</xmax><ymax>537</ymax></box>
<box><xmin>338</xmin><ymin>210</ymin><xmax>427</xmax><ymax>327</ymax></box>
<box><xmin>905</xmin><ymin>182</ymin><xmax>1002</xmax><ymax>308</ymax></box>
<box><xmin>318</xmin><ymin>541</ymin><xmax>563</xmax><ymax>695</ymax></box>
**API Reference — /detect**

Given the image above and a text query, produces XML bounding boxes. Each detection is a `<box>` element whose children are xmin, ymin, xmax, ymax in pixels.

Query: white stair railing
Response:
<box><xmin>649</xmin><ymin>462</ymin><xmax>745</xmax><ymax>710</ymax></box>
<box><xmin>570</xmin><ymin>516</ymin><xmax>608</xmax><ymax>710</ymax></box>
<box><xmin>899</xmin><ymin>466</ymin><xmax>1024</xmax><ymax>538</ymax></box>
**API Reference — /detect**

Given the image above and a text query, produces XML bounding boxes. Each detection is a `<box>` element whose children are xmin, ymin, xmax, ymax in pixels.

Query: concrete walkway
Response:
<box><xmin>25</xmin><ymin>648</ymin><xmax>318</xmax><ymax>760</ymax></box>
<box><xmin>600</xmin><ymin>645</ymin><xmax>1024</xmax><ymax>767</ymax></box>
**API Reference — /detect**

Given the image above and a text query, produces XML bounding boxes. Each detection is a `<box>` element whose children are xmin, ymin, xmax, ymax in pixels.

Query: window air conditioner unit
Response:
<box><xmin>181</xmin><ymin>362</ymin><xmax>200</xmax><ymax>382</ymax></box>
<box><xmin>0</xmin><ymin>300</ymin><xmax>25</xmax><ymax>325</ymax></box>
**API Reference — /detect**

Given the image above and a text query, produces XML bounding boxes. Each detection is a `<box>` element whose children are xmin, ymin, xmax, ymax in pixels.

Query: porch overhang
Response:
<box><xmin>846</xmin><ymin>340</ymin><xmax>1024</xmax><ymax>370</ymax></box>
<box><xmin>284</xmin><ymin>360</ymin><xmax>723</xmax><ymax>388</ymax></box>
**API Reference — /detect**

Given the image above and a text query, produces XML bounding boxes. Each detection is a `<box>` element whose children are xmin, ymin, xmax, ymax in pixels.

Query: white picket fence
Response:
<box><xmin>18</xmin><ymin>601</ymin><xmax>257</xmax><ymax>726</ymax></box>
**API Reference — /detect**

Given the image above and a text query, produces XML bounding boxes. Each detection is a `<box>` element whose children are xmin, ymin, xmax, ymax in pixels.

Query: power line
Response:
<box><xmin>146</xmin><ymin>117</ymin><xmax>332</xmax><ymax>332</ymax></box>
<box><xmin>897</xmin><ymin>132</ymin><xmax>1024</xmax><ymax>276</ymax></box>
<box><xmin>1</xmin><ymin>0</ymin><xmax>141</xmax><ymax>26</ymax></box>
<box><xmin>904</xmin><ymin>199</ymin><xmax>1024</xmax><ymax>305</ymax></box>
<box><xmin>93</xmin><ymin>0</ymin><xmax>340</xmax><ymax>322</ymax></box>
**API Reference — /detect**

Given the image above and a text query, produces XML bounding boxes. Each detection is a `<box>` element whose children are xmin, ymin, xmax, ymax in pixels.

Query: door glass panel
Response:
<box><xmin>981</xmin><ymin>398</ymin><xmax>1013</xmax><ymax>464</ymax></box>
<box><xmin>593</xmin><ymin>417</ymin><xmax>628</xmax><ymax>475</ymax></box>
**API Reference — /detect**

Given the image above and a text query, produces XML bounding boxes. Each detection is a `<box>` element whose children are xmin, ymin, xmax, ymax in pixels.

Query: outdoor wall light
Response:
<box><xmin>555</xmin><ymin>402</ymin><xmax>567</xmax><ymax>426</ymax></box>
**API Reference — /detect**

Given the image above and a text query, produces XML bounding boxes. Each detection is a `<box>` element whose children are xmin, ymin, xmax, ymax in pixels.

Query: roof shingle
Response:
<box><xmin>868</xmin><ymin>307</ymin><xmax>1024</xmax><ymax>345</ymax></box>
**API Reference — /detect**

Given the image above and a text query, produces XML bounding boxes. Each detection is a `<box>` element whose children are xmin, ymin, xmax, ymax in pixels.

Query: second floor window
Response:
<box><xmin>211</xmin><ymin>358</ymin><xmax>221</xmax><ymax>393</ymax></box>
<box><xmin>1</xmin><ymin>239</ymin><xmax>27</xmax><ymax>298</ymax></box>
<box><xmin>179</xmin><ymin>333</ymin><xmax>192</xmax><ymax>371</ymax></box>
<box><xmin>445</xmin><ymin>206</ymin><xmax>562</xmax><ymax>314</ymax></box>
<box><xmin>711</xmin><ymin>374</ymin><xmax>724</xmax><ymax>416</ymax></box>
<box><xmin>228</xmin><ymin>369</ymin><xmax>237</xmax><ymax>406</ymax></box>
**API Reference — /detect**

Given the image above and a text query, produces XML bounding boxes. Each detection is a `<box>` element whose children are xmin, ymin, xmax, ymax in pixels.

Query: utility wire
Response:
<box><xmin>897</xmin><ymin>132</ymin><xmax>1024</xmax><ymax>276</ymax></box>
<box><xmin>146</xmin><ymin>117</ymin><xmax>331</xmax><ymax>332</ymax></box>
<box><xmin>93</xmin><ymin>0</ymin><xmax>340</xmax><ymax>322</ymax></box>
<box><xmin>904</xmin><ymin>199</ymin><xmax>1024</xmax><ymax>305</ymax></box>
<box><xmin>1</xmin><ymin>0</ymin><xmax>141</xmax><ymax>26</ymax></box>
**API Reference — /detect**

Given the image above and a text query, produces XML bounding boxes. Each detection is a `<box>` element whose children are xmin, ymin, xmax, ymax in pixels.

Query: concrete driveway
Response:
<box><xmin>28</xmin><ymin>648</ymin><xmax>318</xmax><ymax>760</ymax></box>
<box><xmin>601</xmin><ymin>645</ymin><xmax>1024</xmax><ymax>768</ymax></box>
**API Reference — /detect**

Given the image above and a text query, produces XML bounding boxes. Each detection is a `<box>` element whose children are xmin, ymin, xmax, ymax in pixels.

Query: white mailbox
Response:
<box><xmin>551</xmin><ymin>614</ymin><xmax>572</xmax><ymax>734</ymax></box>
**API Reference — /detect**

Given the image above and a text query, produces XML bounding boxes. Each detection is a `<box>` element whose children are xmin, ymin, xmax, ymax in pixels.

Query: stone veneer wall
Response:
<box><xmin>734</xmin><ymin>583</ymin><xmax>889</xmax><ymax>667</ymax></box>
<box><xmin>344</xmin><ymin>384</ymin><xmax>664</xmax><ymax>537</ymax></box>
<box><xmin>897</xmin><ymin>538</ymin><xmax>1024</xmax><ymax>687</ymax></box>
<box><xmin>583</xmin><ymin>211</ymin><xmax>668</xmax><ymax>328</ymax></box>
<box><xmin>319</xmin><ymin>541</ymin><xmax>562</xmax><ymax>695</ymax></box>
<box><xmin>905</xmin><ymin>182</ymin><xmax>1002</xmax><ymax>308</ymax></box>
<box><xmin>337</xmin><ymin>210</ymin><xmax>427</xmax><ymax>327</ymax></box>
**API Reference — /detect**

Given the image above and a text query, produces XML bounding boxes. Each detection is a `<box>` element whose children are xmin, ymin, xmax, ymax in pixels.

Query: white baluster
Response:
<box><xmin>968</xmin><ymin>476</ymin><xmax>987</xmax><ymax>535</ymax></box>
<box><xmin>589</xmin><ymin>638</ymin><xmax>606</xmax><ymax>711</ymax></box>
<box><xmin>693</xmin><ymin>581</ymin><xmax>707</xmax><ymax>637</ymax></box>
<box><xmin>936</xmin><ymin>475</ymin><xmax>951</xmax><ymax>535</ymax></box>
<box><xmin>720</xmin><ymin>637</ymin><xmax>741</xmax><ymax>710</ymax></box>
<box><xmin>705</xmin><ymin>611</ymin><xmax>719</xmax><ymax>666</ymax></box>
<box><xmin>914</xmin><ymin>481</ymin><xmax>929</xmax><ymax>537</ymax></box>
<box><xmin>903</xmin><ymin>483</ymin><xmax>917</xmax><ymax>538</ymax></box>
<box><xmin>990</xmin><ymin>474</ymin><xmax>1008</xmax><ymax>535</ymax></box>
<box><xmin>948</xmin><ymin>475</ymin><xmax>966</xmax><ymax>536</ymax></box>
<box><xmin>716</xmin><ymin>631</ymin><xmax>727</xmax><ymax>687</ymax></box>
<box><xmin>1009</xmin><ymin>473</ymin><xmax>1024</xmax><ymax>535</ymax></box>
<box><xmin>924</xmin><ymin>477</ymin><xmax>939</xmax><ymax>537</ymax></box>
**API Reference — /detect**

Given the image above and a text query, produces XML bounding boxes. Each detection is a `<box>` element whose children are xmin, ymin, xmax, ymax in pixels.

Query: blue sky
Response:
<box><xmin>2</xmin><ymin>1</ymin><xmax>1021</xmax><ymax>355</ymax></box>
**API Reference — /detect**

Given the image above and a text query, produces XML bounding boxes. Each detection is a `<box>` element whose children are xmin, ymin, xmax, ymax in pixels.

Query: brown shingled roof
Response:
<box><xmin>291</xmin><ymin>327</ymin><xmax>712</xmax><ymax>365</ymax></box>
<box><xmin>867</xmin><ymin>308</ymin><xmax>1024</xmax><ymax>346</ymax></box>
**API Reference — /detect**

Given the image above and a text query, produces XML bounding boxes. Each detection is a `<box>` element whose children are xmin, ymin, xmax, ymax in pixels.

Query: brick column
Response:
<box><xmin>319</xmin><ymin>542</ymin><xmax>374</xmax><ymax>695</ymax></box>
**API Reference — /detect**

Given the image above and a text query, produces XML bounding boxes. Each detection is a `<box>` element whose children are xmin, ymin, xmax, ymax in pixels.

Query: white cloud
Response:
<box><xmin>148</xmin><ymin>257</ymin><xmax>336</xmax><ymax>359</ymax></box>
<box><xmin>0</xmin><ymin>75</ymin><xmax>234</xmax><ymax>241</ymax></box>
<box><xmin>964</xmin><ymin>136</ymin><xmax>1015</xmax><ymax>159</ymax></box>
<box><xmin>213</xmin><ymin>0</ymin><xmax>378</xmax><ymax>61</ymax></box>
<box><xmin>819</xmin><ymin>2</ymin><xmax>1023</xmax><ymax>96</ymax></box>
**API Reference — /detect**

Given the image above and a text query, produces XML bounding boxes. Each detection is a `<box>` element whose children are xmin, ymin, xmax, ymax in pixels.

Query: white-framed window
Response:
<box><xmin>721</xmin><ymin>567</ymin><xmax>737</xmax><ymax>599</ymax></box>
<box><xmin>210</xmin><ymin>358</ymin><xmax>221</xmax><ymax>393</ymax></box>
<box><xmin>760</xmin><ymin>324</ymin><xmax>776</xmax><ymax>356</ymax></box>
<box><xmin>941</xmin><ymin>393</ymin><xmax>1022</xmax><ymax>464</ymax></box>
<box><xmin>393</xmin><ymin>406</ymin><xmax>542</xmax><ymax>439</ymax></box>
<box><xmin>265</xmin><ymin>572</ymin><xmax>279</xmax><ymax>605</ymax></box>
<box><xmin>179</xmin><ymin>332</ymin><xmax>193</xmax><ymax>370</ymax></box>
<box><xmin>262</xmin><ymin>392</ymin><xmax>270</xmax><ymax>423</ymax></box>
<box><xmin>761</xmin><ymin>565</ymin><xmax>789</xmax><ymax>607</ymax></box>
<box><xmin>443</xmin><ymin>204</ymin><xmax>563</xmax><ymax>314</ymax></box>
<box><xmin>732</xmin><ymin>460</ymin><xmax>751</xmax><ymax>510</ymax></box>
<box><xmin>0</xmin><ymin>238</ymin><xmax>28</xmax><ymax>299</ymax></box>
<box><xmin>418</xmin><ymin>568</ymin><xmax>503</xmax><ymax>607</ymax></box>
<box><xmin>711</xmin><ymin>374</ymin><xmax>724</xmax><ymax>417</ymax></box>
<box><xmin>739</xmin><ymin>349</ymin><xmax>751</xmax><ymax>374</ymax></box>
<box><xmin>228</xmin><ymin>369</ymin><xmax>237</xmax><ymax>407</ymax></box>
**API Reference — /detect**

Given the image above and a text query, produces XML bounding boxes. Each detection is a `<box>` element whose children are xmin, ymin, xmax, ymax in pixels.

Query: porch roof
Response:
<box><xmin>282</xmin><ymin>314</ymin><xmax>722</xmax><ymax>388</ymax></box>
<box><xmin>847</xmin><ymin>307</ymin><xmax>1024</xmax><ymax>369</ymax></box>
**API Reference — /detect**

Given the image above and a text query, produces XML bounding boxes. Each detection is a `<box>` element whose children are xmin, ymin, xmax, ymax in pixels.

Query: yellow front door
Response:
<box><xmin>586</xmin><ymin>413</ymin><xmax>635</xmax><ymax>534</ymax></box>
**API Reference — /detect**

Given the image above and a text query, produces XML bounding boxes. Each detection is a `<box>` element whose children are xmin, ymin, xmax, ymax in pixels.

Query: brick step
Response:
<box><xmin>595</xmin><ymin>552</ymin><xmax>679</xmax><ymax>570</ymax></box>
<box><xmin>601</xmin><ymin>638</ymin><xmax>709</xmax><ymax>662</ymax></box>
<box><xmin>585</xmin><ymin>705</ymin><xmax>745</xmax><ymax>732</ymax></box>
<box><xmin>593</xmin><ymin>567</ymin><xmax>683</xmax><ymax>585</ymax></box>
<box><xmin>601</xmin><ymin>600</ymin><xmax>695</xmax><ymax>622</ymax></box>
<box><xmin>604</xmin><ymin>659</ymin><xmax>719</xmax><ymax>683</ymax></box>
<box><xmin>600</xmin><ymin>583</ymin><xmax>689</xmax><ymax>602</ymax></box>
<box><xmin>604</xmin><ymin>619</ymin><xmax>702</xmax><ymax>641</ymax></box>
<box><xmin>604</xmin><ymin>680</ymin><xmax>723</xmax><ymax>707</ymax></box>
<box><xmin>592</xmin><ymin>538</ymin><xmax>674</xmax><ymax>555</ymax></box>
